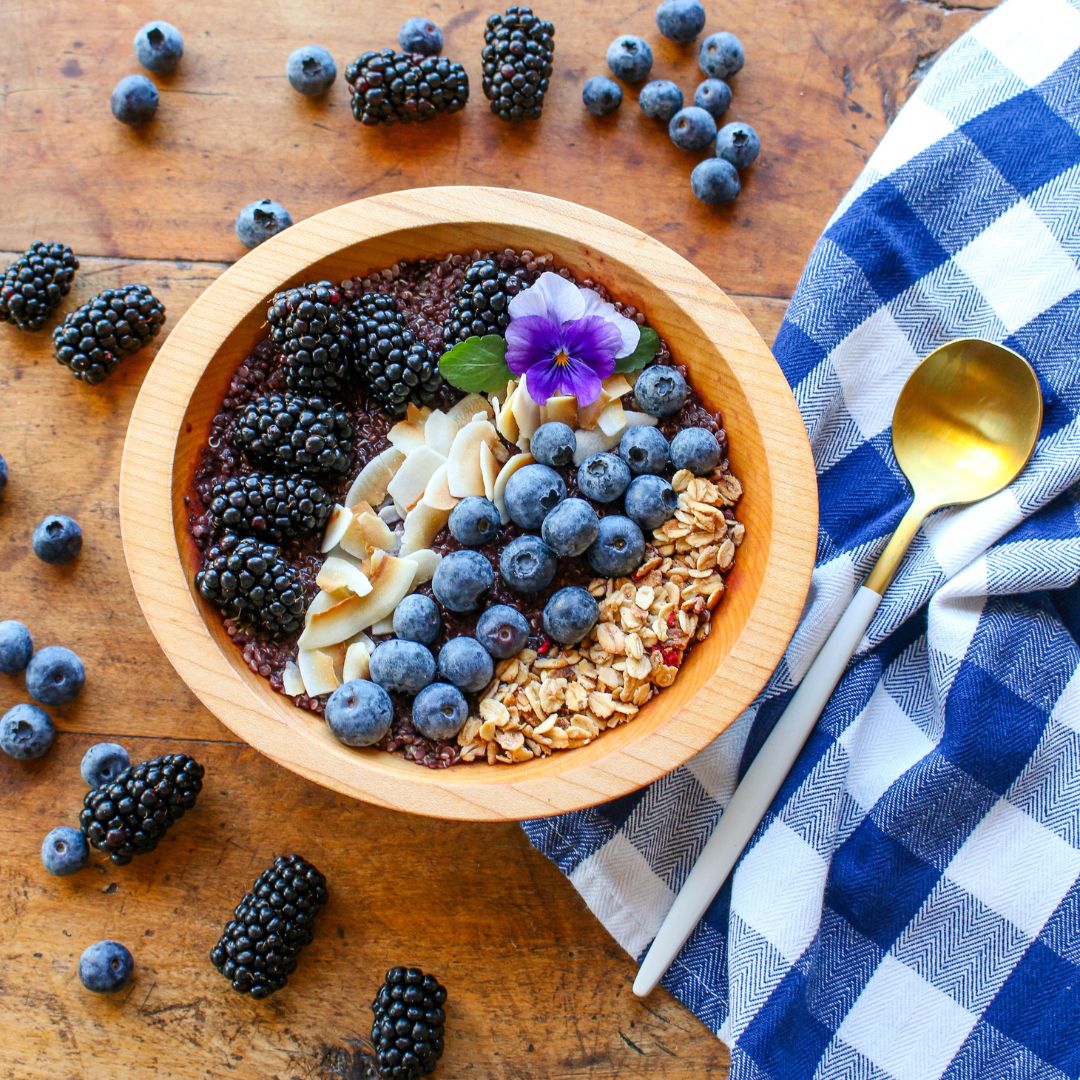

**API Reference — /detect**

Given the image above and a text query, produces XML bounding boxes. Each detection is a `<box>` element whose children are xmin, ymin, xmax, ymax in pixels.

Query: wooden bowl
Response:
<box><xmin>120</xmin><ymin>187</ymin><xmax>817</xmax><ymax>822</ymax></box>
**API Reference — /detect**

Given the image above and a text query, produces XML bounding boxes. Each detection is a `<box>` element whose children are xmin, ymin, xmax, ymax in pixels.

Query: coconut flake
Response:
<box><xmin>399</xmin><ymin>501</ymin><xmax>451</xmax><ymax>555</ymax></box>
<box><xmin>316</xmin><ymin>555</ymin><xmax>372</xmax><ymax>597</ymax></box>
<box><xmin>345</xmin><ymin>447</ymin><xmax>406</xmax><ymax>509</ymax></box>
<box><xmin>387</xmin><ymin>445</ymin><xmax>447</xmax><ymax>511</ymax></box>
<box><xmin>298</xmin><ymin>646</ymin><xmax>342</xmax><ymax>697</ymax></box>
<box><xmin>402</xmin><ymin>548</ymin><xmax>441</xmax><ymax>585</ymax></box>
<box><xmin>492</xmin><ymin>452</ymin><xmax>536</xmax><ymax>524</ymax></box>
<box><xmin>282</xmin><ymin>660</ymin><xmax>305</xmax><ymax>697</ymax></box>
<box><xmin>573</xmin><ymin>427</ymin><xmax>621</xmax><ymax>465</ymax></box>
<box><xmin>343</xmin><ymin>640</ymin><xmax>372</xmax><ymax>682</ymax></box>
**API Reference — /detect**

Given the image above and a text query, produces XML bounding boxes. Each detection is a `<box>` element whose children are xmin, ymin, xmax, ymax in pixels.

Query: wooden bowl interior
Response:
<box><xmin>171</xmin><ymin>220</ymin><xmax>772</xmax><ymax>789</ymax></box>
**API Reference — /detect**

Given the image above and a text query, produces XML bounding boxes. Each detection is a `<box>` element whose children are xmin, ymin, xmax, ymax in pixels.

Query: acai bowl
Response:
<box><xmin>119</xmin><ymin>187</ymin><xmax>817</xmax><ymax>821</ymax></box>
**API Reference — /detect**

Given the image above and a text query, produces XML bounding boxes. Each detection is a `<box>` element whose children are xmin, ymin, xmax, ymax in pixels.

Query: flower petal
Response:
<box><xmin>508</xmin><ymin>271</ymin><xmax>586</xmax><ymax>324</ymax></box>
<box><xmin>525</xmin><ymin>352</ymin><xmax>607</xmax><ymax>406</ymax></box>
<box><xmin>504</xmin><ymin>315</ymin><xmax>562</xmax><ymax>376</ymax></box>
<box><xmin>577</xmin><ymin>288</ymin><xmax>642</xmax><ymax>358</ymax></box>
<box><xmin>559</xmin><ymin>315</ymin><xmax>622</xmax><ymax>369</ymax></box>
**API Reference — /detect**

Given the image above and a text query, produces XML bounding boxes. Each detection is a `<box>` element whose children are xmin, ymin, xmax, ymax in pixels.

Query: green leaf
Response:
<box><xmin>614</xmin><ymin>326</ymin><xmax>661</xmax><ymax>374</ymax></box>
<box><xmin>439</xmin><ymin>335</ymin><xmax>514</xmax><ymax>395</ymax></box>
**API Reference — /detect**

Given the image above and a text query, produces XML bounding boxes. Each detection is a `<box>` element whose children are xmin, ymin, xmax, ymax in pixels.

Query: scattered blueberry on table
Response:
<box><xmin>691</xmin><ymin>156</ymin><xmax>741</xmax><ymax>205</ymax></box>
<box><xmin>0</xmin><ymin>452</ymin><xmax>7</xmax><ymax>494</ymax></box>
<box><xmin>398</xmin><ymin>16</ymin><xmax>444</xmax><ymax>56</ymax></box>
<box><xmin>32</xmin><ymin>514</ymin><xmax>82</xmax><ymax>564</ymax></box>
<box><xmin>286</xmin><ymin>45</ymin><xmax>337</xmax><ymax>97</ymax></box>
<box><xmin>79</xmin><ymin>940</ymin><xmax>133</xmax><ymax>994</ymax></box>
<box><xmin>583</xmin><ymin>75</ymin><xmax>623</xmax><ymax>116</ymax></box>
<box><xmin>669</xmin><ymin>105</ymin><xmax>717</xmax><ymax>151</ymax></box>
<box><xmin>110</xmin><ymin>74</ymin><xmax>159</xmax><ymax>126</ymax></box>
<box><xmin>0</xmin><ymin>703</ymin><xmax>55</xmax><ymax>760</ymax></box>
<box><xmin>639</xmin><ymin>79</ymin><xmax>685</xmax><ymax>121</ymax></box>
<box><xmin>656</xmin><ymin>0</ymin><xmax>707</xmax><ymax>43</ymax></box>
<box><xmin>0</xmin><ymin>619</ymin><xmax>34</xmax><ymax>675</ymax></box>
<box><xmin>235</xmin><ymin>199</ymin><xmax>294</xmax><ymax>249</ymax></box>
<box><xmin>26</xmin><ymin>645</ymin><xmax>84</xmax><ymax>706</ymax></box>
<box><xmin>133</xmin><ymin>20</ymin><xmax>183</xmax><ymax>74</ymax></box>
<box><xmin>699</xmin><ymin>30</ymin><xmax>745</xmax><ymax>79</ymax></box>
<box><xmin>694</xmin><ymin>78</ymin><xmax>732</xmax><ymax>118</ymax></box>
<box><xmin>41</xmin><ymin>826</ymin><xmax>89</xmax><ymax>877</ymax></box>
<box><xmin>80</xmin><ymin>741</ymin><xmax>130</xmax><ymax>787</ymax></box>
<box><xmin>716</xmin><ymin>121</ymin><xmax>761</xmax><ymax>169</ymax></box>
<box><xmin>607</xmin><ymin>35</ymin><xmax>654</xmax><ymax>83</ymax></box>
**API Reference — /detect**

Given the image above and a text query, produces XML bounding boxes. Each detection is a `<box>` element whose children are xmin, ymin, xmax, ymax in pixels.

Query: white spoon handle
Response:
<box><xmin>632</xmin><ymin>585</ymin><xmax>882</xmax><ymax>998</ymax></box>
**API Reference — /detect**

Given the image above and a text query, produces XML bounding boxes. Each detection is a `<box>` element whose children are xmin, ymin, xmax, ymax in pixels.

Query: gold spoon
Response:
<box><xmin>634</xmin><ymin>337</ymin><xmax>1043</xmax><ymax>997</ymax></box>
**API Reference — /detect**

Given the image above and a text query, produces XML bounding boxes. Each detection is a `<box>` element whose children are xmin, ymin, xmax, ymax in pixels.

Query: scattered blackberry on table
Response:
<box><xmin>482</xmin><ymin>5</ymin><xmax>556</xmax><ymax>123</ymax></box>
<box><xmin>268</xmin><ymin>281</ymin><xmax>352</xmax><ymax>395</ymax></box>
<box><xmin>233</xmin><ymin>393</ymin><xmax>353</xmax><ymax>477</ymax></box>
<box><xmin>110</xmin><ymin>74</ymin><xmax>159</xmax><ymax>126</ymax></box>
<box><xmin>352</xmin><ymin>292</ymin><xmax>443</xmax><ymax>415</ymax></box>
<box><xmin>692</xmin><ymin>158</ymin><xmax>741</xmax><ymax>205</ymax></box>
<box><xmin>32</xmin><ymin>514</ymin><xmax>82</xmax><ymax>564</ymax></box>
<box><xmin>195</xmin><ymin>534</ymin><xmax>305</xmax><ymax>639</ymax></box>
<box><xmin>79</xmin><ymin>752</ymin><xmax>204</xmax><ymax>866</ymax></box>
<box><xmin>370</xmin><ymin>966</ymin><xmax>447</xmax><ymax>1080</ymax></box>
<box><xmin>398</xmin><ymin>17</ymin><xmax>443</xmax><ymax>56</ymax></box>
<box><xmin>443</xmin><ymin>258</ymin><xmax>527</xmax><ymax>347</ymax></box>
<box><xmin>583</xmin><ymin>76</ymin><xmax>622</xmax><ymax>116</ymax></box>
<box><xmin>606</xmin><ymin>35</ymin><xmax>653</xmax><ymax>83</ymax></box>
<box><xmin>235</xmin><ymin>199</ymin><xmax>293</xmax><ymax>249</ymax></box>
<box><xmin>206</xmin><ymin>472</ymin><xmax>333</xmax><ymax>543</ymax></box>
<box><xmin>699</xmin><ymin>31</ymin><xmax>745</xmax><ymax>79</ymax></box>
<box><xmin>210</xmin><ymin>854</ymin><xmax>328</xmax><ymax>998</ymax></box>
<box><xmin>0</xmin><ymin>619</ymin><xmax>33</xmax><ymax>675</ymax></box>
<box><xmin>52</xmin><ymin>284</ymin><xmax>166</xmax><ymax>384</ymax></box>
<box><xmin>639</xmin><ymin>79</ymin><xmax>683</xmax><ymax>121</ymax></box>
<box><xmin>345</xmin><ymin>50</ymin><xmax>469</xmax><ymax>125</ymax></box>
<box><xmin>26</xmin><ymin>645</ymin><xmax>84</xmax><ymax>706</ymax></box>
<box><xmin>79</xmin><ymin>940</ymin><xmax>133</xmax><ymax>994</ymax></box>
<box><xmin>0</xmin><ymin>242</ymin><xmax>78</xmax><ymax>331</ymax></box>
<box><xmin>134</xmin><ymin>20</ymin><xmax>184</xmax><ymax>74</ymax></box>
<box><xmin>716</xmin><ymin>121</ymin><xmax>761</xmax><ymax>169</ymax></box>
<box><xmin>286</xmin><ymin>45</ymin><xmax>337</xmax><ymax>97</ymax></box>
<box><xmin>0</xmin><ymin>703</ymin><xmax>55</xmax><ymax>760</ymax></box>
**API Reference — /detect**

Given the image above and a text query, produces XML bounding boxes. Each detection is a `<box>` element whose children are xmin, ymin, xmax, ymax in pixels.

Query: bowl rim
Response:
<box><xmin>119</xmin><ymin>185</ymin><xmax>817</xmax><ymax>821</ymax></box>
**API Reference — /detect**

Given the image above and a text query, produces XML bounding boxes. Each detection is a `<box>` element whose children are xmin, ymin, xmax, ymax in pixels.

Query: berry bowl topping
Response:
<box><xmin>120</xmin><ymin>188</ymin><xmax>816</xmax><ymax>820</ymax></box>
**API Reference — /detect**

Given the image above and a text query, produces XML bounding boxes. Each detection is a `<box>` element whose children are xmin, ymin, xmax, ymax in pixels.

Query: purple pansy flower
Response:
<box><xmin>504</xmin><ymin>272</ymin><xmax>640</xmax><ymax>406</ymax></box>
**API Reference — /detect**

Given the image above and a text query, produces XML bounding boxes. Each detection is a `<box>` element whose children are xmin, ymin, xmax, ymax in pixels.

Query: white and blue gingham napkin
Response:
<box><xmin>525</xmin><ymin>1</ymin><xmax>1080</xmax><ymax>1075</ymax></box>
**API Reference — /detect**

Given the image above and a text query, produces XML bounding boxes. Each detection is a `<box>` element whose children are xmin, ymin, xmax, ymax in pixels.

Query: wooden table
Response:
<box><xmin>0</xmin><ymin>2</ymin><xmax>990</xmax><ymax>1076</ymax></box>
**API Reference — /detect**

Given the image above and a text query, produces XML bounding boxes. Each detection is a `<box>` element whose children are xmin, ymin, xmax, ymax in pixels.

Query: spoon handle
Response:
<box><xmin>632</xmin><ymin>585</ymin><xmax>882</xmax><ymax>998</ymax></box>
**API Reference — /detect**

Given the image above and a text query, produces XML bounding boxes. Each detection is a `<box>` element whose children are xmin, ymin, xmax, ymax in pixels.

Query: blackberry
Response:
<box><xmin>195</xmin><ymin>534</ymin><xmax>306</xmax><ymax>639</ymax></box>
<box><xmin>52</xmin><ymin>284</ymin><xmax>166</xmax><ymax>384</ymax></box>
<box><xmin>267</xmin><ymin>281</ymin><xmax>352</xmax><ymax>394</ymax></box>
<box><xmin>371</xmin><ymin>966</ymin><xmax>447</xmax><ymax>1079</ymax></box>
<box><xmin>207</xmin><ymin>472</ymin><xmax>333</xmax><ymax>543</ymax></box>
<box><xmin>79</xmin><ymin>753</ymin><xmax>204</xmax><ymax>866</ymax></box>
<box><xmin>233</xmin><ymin>393</ymin><xmax>353</xmax><ymax>477</ymax></box>
<box><xmin>210</xmin><ymin>854</ymin><xmax>328</xmax><ymax>999</ymax></box>
<box><xmin>345</xmin><ymin>50</ymin><xmax>469</xmax><ymax>125</ymax></box>
<box><xmin>351</xmin><ymin>293</ymin><xmax>442</xmax><ymax>416</ymax></box>
<box><xmin>0</xmin><ymin>242</ymin><xmax>79</xmax><ymax>331</ymax></box>
<box><xmin>482</xmin><ymin>5</ymin><xmax>556</xmax><ymax>123</ymax></box>
<box><xmin>443</xmin><ymin>258</ymin><xmax>528</xmax><ymax>346</ymax></box>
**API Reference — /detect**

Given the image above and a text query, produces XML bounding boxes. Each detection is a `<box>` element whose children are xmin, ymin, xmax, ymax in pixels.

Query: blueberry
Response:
<box><xmin>607</xmin><ymin>35</ymin><xmax>653</xmax><ymax>83</ymax></box>
<box><xmin>392</xmin><ymin>594</ymin><xmax>442</xmax><ymax>646</ymax></box>
<box><xmin>619</xmin><ymin>426</ymin><xmax>671</xmax><ymax>475</ymax></box>
<box><xmin>432</xmin><ymin>550</ymin><xmax>494</xmax><ymax>612</ymax></box>
<box><xmin>587</xmin><ymin>515</ymin><xmax>646</xmax><ymax>577</ymax></box>
<box><xmin>541</xmin><ymin>498</ymin><xmax>600</xmax><ymax>557</ymax></box>
<box><xmin>671</xmin><ymin>426</ymin><xmax>721</xmax><ymax>474</ymax></box>
<box><xmin>110</xmin><ymin>74</ymin><xmax>159</xmax><ymax>127</ymax></box>
<box><xmin>412</xmin><ymin>683</ymin><xmax>468</xmax><ymax>742</ymax></box>
<box><xmin>656</xmin><ymin>0</ymin><xmax>707</xmax><ymax>42</ymax></box>
<box><xmin>235</xmin><ymin>199</ymin><xmax>294</xmax><ymax>249</ymax></box>
<box><xmin>26</xmin><ymin>645</ymin><xmax>85</xmax><ymax>705</ymax></box>
<box><xmin>692</xmin><ymin>158</ymin><xmax>741</xmax><ymax>206</ymax></box>
<box><xmin>716</xmin><ymin>121</ymin><xmax>761</xmax><ymax>169</ymax></box>
<box><xmin>639</xmin><ymin>79</ymin><xmax>684</xmax><ymax>121</ymax></box>
<box><xmin>448</xmin><ymin>496</ymin><xmax>502</xmax><ymax>546</ymax></box>
<box><xmin>634</xmin><ymin>365</ymin><xmax>690</xmax><ymax>417</ymax></box>
<box><xmin>437</xmin><ymin>636</ymin><xmax>494</xmax><ymax>693</ymax></box>
<box><xmin>80</xmin><ymin>742</ymin><xmax>130</xmax><ymax>787</ymax></box>
<box><xmin>325</xmin><ymin>679</ymin><xmax>394</xmax><ymax>746</ymax></box>
<box><xmin>33</xmin><ymin>514</ymin><xmax>82</xmax><ymax>564</ymax></box>
<box><xmin>398</xmin><ymin>17</ymin><xmax>443</xmax><ymax>56</ymax></box>
<box><xmin>500</xmin><ymin>535</ymin><xmax>558</xmax><ymax>594</ymax></box>
<box><xmin>369</xmin><ymin>640</ymin><xmax>436</xmax><ymax>695</ymax></box>
<box><xmin>475</xmin><ymin>605</ymin><xmax>531</xmax><ymax>659</ymax></box>
<box><xmin>694</xmin><ymin>78</ymin><xmax>732</xmax><ymax>118</ymax></box>
<box><xmin>79</xmin><ymin>941</ymin><xmax>133</xmax><ymax>994</ymax></box>
<box><xmin>133</xmin><ymin>21</ymin><xmax>183</xmax><ymax>74</ymax></box>
<box><xmin>669</xmin><ymin>106</ymin><xmax>716</xmax><ymax>151</ymax></box>
<box><xmin>543</xmin><ymin>587</ymin><xmax>600</xmax><ymax>645</ymax></box>
<box><xmin>700</xmin><ymin>31</ymin><xmax>745</xmax><ymax>79</ymax></box>
<box><xmin>583</xmin><ymin>76</ymin><xmax>622</xmax><ymax>116</ymax></box>
<box><xmin>41</xmin><ymin>826</ymin><xmax>89</xmax><ymax>877</ymax></box>
<box><xmin>531</xmin><ymin>422</ymin><xmax>577</xmax><ymax>468</ymax></box>
<box><xmin>0</xmin><ymin>452</ymin><xmax>7</xmax><ymax>494</ymax></box>
<box><xmin>0</xmin><ymin>620</ymin><xmax>33</xmax><ymax>675</ymax></box>
<box><xmin>504</xmin><ymin>464</ymin><xmax>566</xmax><ymax>530</ymax></box>
<box><xmin>286</xmin><ymin>45</ymin><xmax>337</xmax><ymax>97</ymax></box>
<box><xmin>577</xmin><ymin>453</ymin><xmax>631</xmax><ymax>504</ymax></box>
<box><xmin>0</xmin><ymin>703</ymin><xmax>55</xmax><ymax>760</ymax></box>
<box><xmin>625</xmin><ymin>475</ymin><xmax>679</xmax><ymax>530</ymax></box>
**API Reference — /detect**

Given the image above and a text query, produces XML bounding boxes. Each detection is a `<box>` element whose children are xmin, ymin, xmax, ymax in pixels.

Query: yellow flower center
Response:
<box><xmin>553</xmin><ymin>350</ymin><xmax>571</xmax><ymax>367</ymax></box>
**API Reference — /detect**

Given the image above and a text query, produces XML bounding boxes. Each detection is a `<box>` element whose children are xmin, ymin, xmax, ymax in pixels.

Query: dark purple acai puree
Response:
<box><xmin>186</xmin><ymin>249</ymin><xmax>730</xmax><ymax>769</ymax></box>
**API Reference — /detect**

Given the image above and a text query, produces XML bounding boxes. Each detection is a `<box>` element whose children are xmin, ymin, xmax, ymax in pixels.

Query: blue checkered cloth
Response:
<box><xmin>524</xmin><ymin>1</ymin><xmax>1080</xmax><ymax>1075</ymax></box>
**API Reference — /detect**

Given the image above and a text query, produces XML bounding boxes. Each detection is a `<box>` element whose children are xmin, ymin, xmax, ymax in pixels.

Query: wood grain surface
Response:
<box><xmin>0</xmin><ymin>0</ymin><xmax>990</xmax><ymax>1076</ymax></box>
